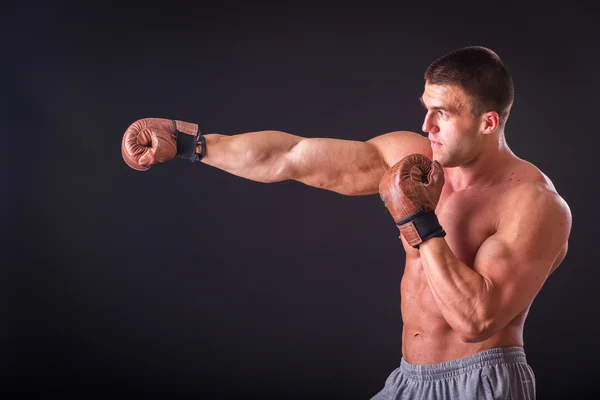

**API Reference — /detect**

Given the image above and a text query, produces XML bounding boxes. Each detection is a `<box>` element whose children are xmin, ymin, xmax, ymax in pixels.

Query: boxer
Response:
<box><xmin>121</xmin><ymin>46</ymin><xmax>571</xmax><ymax>399</ymax></box>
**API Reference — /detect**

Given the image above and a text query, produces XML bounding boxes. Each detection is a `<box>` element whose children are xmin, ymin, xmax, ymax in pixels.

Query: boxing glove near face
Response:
<box><xmin>379</xmin><ymin>154</ymin><xmax>446</xmax><ymax>248</ymax></box>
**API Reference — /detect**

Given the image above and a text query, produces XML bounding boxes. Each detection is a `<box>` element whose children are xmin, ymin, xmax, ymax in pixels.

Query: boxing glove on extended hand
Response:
<box><xmin>379</xmin><ymin>154</ymin><xmax>446</xmax><ymax>248</ymax></box>
<box><xmin>121</xmin><ymin>118</ymin><xmax>205</xmax><ymax>171</ymax></box>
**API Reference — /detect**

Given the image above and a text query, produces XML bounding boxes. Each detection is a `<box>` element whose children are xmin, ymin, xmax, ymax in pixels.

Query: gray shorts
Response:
<box><xmin>371</xmin><ymin>346</ymin><xmax>535</xmax><ymax>400</ymax></box>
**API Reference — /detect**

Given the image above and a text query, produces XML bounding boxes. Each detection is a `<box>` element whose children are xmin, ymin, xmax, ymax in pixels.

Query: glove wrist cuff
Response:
<box><xmin>396</xmin><ymin>207</ymin><xmax>446</xmax><ymax>249</ymax></box>
<box><xmin>173</xmin><ymin>120</ymin><xmax>206</xmax><ymax>162</ymax></box>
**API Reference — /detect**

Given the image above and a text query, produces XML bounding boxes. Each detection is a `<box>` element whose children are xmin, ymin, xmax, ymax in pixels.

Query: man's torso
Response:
<box><xmin>398</xmin><ymin>156</ymin><xmax>559</xmax><ymax>364</ymax></box>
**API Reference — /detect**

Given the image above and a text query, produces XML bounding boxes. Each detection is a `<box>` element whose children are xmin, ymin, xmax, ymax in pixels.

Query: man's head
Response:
<box><xmin>421</xmin><ymin>46</ymin><xmax>514</xmax><ymax>167</ymax></box>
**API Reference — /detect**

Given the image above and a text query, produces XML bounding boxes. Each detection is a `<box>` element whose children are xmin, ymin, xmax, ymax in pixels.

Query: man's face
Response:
<box><xmin>420</xmin><ymin>82</ymin><xmax>482</xmax><ymax>167</ymax></box>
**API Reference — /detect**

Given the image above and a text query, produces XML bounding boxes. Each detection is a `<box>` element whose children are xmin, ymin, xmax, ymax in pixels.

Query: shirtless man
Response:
<box><xmin>121</xmin><ymin>46</ymin><xmax>571</xmax><ymax>399</ymax></box>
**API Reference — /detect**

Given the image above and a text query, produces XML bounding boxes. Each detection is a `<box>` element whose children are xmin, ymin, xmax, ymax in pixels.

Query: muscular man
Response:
<box><xmin>121</xmin><ymin>46</ymin><xmax>571</xmax><ymax>399</ymax></box>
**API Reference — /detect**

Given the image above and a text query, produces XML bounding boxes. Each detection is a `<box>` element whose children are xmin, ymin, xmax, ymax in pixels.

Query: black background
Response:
<box><xmin>3</xmin><ymin>1</ymin><xmax>599</xmax><ymax>399</ymax></box>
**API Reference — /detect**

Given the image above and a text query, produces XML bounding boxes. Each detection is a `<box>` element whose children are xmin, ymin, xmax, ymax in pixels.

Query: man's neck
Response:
<box><xmin>444</xmin><ymin>135</ymin><xmax>514</xmax><ymax>191</ymax></box>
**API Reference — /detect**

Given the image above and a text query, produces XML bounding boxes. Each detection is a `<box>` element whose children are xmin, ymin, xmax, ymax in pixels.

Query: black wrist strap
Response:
<box><xmin>173</xmin><ymin>120</ymin><xmax>206</xmax><ymax>162</ymax></box>
<box><xmin>396</xmin><ymin>207</ymin><xmax>446</xmax><ymax>248</ymax></box>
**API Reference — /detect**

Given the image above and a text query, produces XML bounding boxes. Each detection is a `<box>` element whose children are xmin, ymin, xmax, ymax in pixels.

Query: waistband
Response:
<box><xmin>400</xmin><ymin>346</ymin><xmax>527</xmax><ymax>381</ymax></box>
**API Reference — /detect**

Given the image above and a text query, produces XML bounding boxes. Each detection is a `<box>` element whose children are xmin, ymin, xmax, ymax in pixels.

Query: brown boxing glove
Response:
<box><xmin>121</xmin><ymin>118</ymin><xmax>206</xmax><ymax>171</ymax></box>
<box><xmin>379</xmin><ymin>154</ymin><xmax>446</xmax><ymax>248</ymax></box>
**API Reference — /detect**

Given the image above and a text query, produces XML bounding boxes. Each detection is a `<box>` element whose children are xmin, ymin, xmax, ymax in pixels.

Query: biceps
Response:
<box><xmin>475</xmin><ymin>192</ymin><xmax>571</xmax><ymax>328</ymax></box>
<box><xmin>288</xmin><ymin>138</ymin><xmax>386</xmax><ymax>195</ymax></box>
<box><xmin>475</xmin><ymin>238</ymin><xmax>549</xmax><ymax>321</ymax></box>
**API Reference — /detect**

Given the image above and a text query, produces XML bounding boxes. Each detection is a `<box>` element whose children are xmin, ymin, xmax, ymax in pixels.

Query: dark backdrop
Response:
<box><xmin>3</xmin><ymin>2</ymin><xmax>598</xmax><ymax>399</ymax></box>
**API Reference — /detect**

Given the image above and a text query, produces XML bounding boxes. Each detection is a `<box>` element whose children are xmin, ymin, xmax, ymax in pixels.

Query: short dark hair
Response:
<box><xmin>424</xmin><ymin>46</ymin><xmax>514</xmax><ymax>127</ymax></box>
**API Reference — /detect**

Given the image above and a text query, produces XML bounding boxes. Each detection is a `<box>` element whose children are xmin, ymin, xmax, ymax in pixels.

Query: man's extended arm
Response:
<box><xmin>121</xmin><ymin>118</ymin><xmax>432</xmax><ymax>196</ymax></box>
<box><xmin>418</xmin><ymin>185</ymin><xmax>572</xmax><ymax>342</ymax></box>
<box><xmin>202</xmin><ymin>130</ymin><xmax>431</xmax><ymax>195</ymax></box>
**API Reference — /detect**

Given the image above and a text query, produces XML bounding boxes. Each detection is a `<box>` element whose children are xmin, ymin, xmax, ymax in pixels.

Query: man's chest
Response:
<box><xmin>434</xmin><ymin>188</ymin><xmax>501</xmax><ymax>266</ymax></box>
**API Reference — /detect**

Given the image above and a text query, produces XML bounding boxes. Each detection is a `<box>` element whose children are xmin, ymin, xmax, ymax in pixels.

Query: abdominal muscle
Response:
<box><xmin>400</xmin><ymin>254</ymin><xmax>526</xmax><ymax>365</ymax></box>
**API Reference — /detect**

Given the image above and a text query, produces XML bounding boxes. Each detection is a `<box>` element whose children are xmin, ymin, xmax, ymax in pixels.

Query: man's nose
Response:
<box><xmin>422</xmin><ymin>112</ymin><xmax>438</xmax><ymax>134</ymax></box>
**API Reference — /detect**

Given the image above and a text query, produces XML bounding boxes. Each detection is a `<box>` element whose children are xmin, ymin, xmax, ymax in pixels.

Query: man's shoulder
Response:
<box><xmin>507</xmin><ymin>158</ymin><xmax>565</xmax><ymax>200</ymax></box>
<box><xmin>367</xmin><ymin>130</ymin><xmax>432</xmax><ymax>167</ymax></box>
<box><xmin>495</xmin><ymin>160</ymin><xmax>572</xmax><ymax>268</ymax></box>
<box><xmin>502</xmin><ymin>159</ymin><xmax>571</xmax><ymax>226</ymax></box>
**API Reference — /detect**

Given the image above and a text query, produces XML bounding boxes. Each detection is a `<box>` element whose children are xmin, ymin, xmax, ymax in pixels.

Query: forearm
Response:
<box><xmin>419</xmin><ymin>238</ymin><xmax>493</xmax><ymax>341</ymax></box>
<box><xmin>201</xmin><ymin>130</ymin><xmax>301</xmax><ymax>183</ymax></box>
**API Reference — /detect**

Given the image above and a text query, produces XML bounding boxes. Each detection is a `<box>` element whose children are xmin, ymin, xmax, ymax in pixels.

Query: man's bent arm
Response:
<box><xmin>418</xmin><ymin>185</ymin><xmax>571</xmax><ymax>342</ymax></box>
<box><xmin>202</xmin><ymin>130</ymin><xmax>431</xmax><ymax>196</ymax></box>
